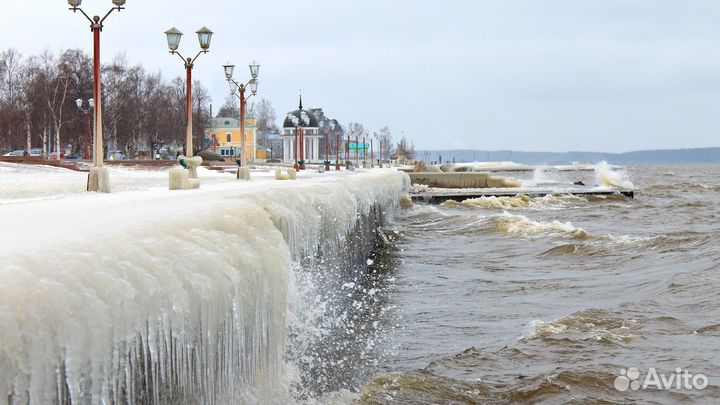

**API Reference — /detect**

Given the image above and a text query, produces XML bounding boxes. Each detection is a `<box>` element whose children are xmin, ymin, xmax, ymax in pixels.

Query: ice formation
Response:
<box><xmin>0</xmin><ymin>168</ymin><xmax>410</xmax><ymax>405</ymax></box>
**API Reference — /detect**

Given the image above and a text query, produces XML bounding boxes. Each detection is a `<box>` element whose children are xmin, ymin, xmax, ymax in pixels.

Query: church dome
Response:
<box><xmin>282</xmin><ymin>95</ymin><xmax>319</xmax><ymax>128</ymax></box>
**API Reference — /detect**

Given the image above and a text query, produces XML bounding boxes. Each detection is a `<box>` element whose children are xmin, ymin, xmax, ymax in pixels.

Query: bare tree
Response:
<box><xmin>345</xmin><ymin>122</ymin><xmax>365</xmax><ymax>142</ymax></box>
<box><xmin>0</xmin><ymin>49</ymin><xmax>25</xmax><ymax>151</ymax></box>
<box><xmin>373</xmin><ymin>126</ymin><xmax>395</xmax><ymax>162</ymax></box>
<box><xmin>254</xmin><ymin>97</ymin><xmax>277</xmax><ymax>147</ymax></box>
<box><xmin>0</xmin><ymin>48</ymin><xmax>211</xmax><ymax>157</ymax></box>
<box><xmin>35</xmin><ymin>51</ymin><xmax>73</xmax><ymax>156</ymax></box>
<box><xmin>217</xmin><ymin>94</ymin><xmax>239</xmax><ymax>118</ymax></box>
<box><xmin>192</xmin><ymin>79</ymin><xmax>211</xmax><ymax>152</ymax></box>
<box><xmin>396</xmin><ymin>132</ymin><xmax>416</xmax><ymax>161</ymax></box>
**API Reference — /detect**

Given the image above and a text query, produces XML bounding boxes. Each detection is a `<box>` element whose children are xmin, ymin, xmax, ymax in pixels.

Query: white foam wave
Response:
<box><xmin>594</xmin><ymin>161</ymin><xmax>634</xmax><ymax>188</ymax></box>
<box><xmin>491</xmin><ymin>212</ymin><xmax>588</xmax><ymax>239</ymax></box>
<box><xmin>521</xmin><ymin>166</ymin><xmax>560</xmax><ymax>187</ymax></box>
<box><xmin>521</xmin><ymin>309</ymin><xmax>638</xmax><ymax>342</ymax></box>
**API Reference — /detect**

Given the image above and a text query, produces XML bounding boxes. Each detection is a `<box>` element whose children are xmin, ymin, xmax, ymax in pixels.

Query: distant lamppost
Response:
<box><xmin>364</xmin><ymin>131</ymin><xmax>369</xmax><ymax>167</ymax></box>
<box><xmin>75</xmin><ymin>98</ymin><xmax>94</xmax><ymax>160</ymax></box>
<box><xmin>223</xmin><ymin>61</ymin><xmax>259</xmax><ymax>169</ymax></box>
<box><xmin>378</xmin><ymin>133</ymin><xmax>383</xmax><ymax>169</ymax></box>
<box><xmin>336</xmin><ymin>130</ymin><xmax>342</xmax><ymax>171</ymax></box>
<box><xmin>355</xmin><ymin>135</ymin><xmax>359</xmax><ymax>167</ymax></box>
<box><xmin>164</xmin><ymin>26</ymin><xmax>214</xmax><ymax>158</ymax></box>
<box><xmin>287</xmin><ymin>111</ymin><xmax>310</xmax><ymax>170</ymax></box>
<box><xmin>68</xmin><ymin>0</ymin><xmax>126</xmax><ymax>192</ymax></box>
<box><xmin>320</xmin><ymin>120</ymin><xmax>336</xmax><ymax>172</ymax></box>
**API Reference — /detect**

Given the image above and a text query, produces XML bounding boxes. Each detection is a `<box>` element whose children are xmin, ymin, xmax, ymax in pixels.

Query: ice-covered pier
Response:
<box><xmin>411</xmin><ymin>187</ymin><xmax>634</xmax><ymax>203</ymax></box>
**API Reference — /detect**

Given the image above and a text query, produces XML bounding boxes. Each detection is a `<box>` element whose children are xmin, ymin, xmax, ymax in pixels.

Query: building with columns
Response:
<box><xmin>282</xmin><ymin>96</ymin><xmax>322</xmax><ymax>163</ymax></box>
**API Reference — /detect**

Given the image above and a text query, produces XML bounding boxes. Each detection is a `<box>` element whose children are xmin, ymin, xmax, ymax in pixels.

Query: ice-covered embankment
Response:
<box><xmin>0</xmin><ymin>170</ymin><xmax>410</xmax><ymax>405</ymax></box>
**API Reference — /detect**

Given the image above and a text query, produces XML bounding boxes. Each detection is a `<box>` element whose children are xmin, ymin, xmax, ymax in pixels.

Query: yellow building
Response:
<box><xmin>205</xmin><ymin>115</ymin><xmax>266</xmax><ymax>161</ymax></box>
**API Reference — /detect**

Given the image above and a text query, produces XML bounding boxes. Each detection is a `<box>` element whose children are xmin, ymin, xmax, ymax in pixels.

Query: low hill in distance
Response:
<box><xmin>416</xmin><ymin>147</ymin><xmax>720</xmax><ymax>165</ymax></box>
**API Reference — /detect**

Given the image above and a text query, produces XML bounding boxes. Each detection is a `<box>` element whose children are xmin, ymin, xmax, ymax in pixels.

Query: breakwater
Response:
<box><xmin>0</xmin><ymin>170</ymin><xmax>410</xmax><ymax>405</ymax></box>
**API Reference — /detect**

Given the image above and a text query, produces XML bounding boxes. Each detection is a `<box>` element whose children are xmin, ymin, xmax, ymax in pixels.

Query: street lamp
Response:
<box><xmin>319</xmin><ymin>120</ymin><xmax>336</xmax><ymax>172</ymax></box>
<box><xmin>68</xmin><ymin>0</ymin><xmax>126</xmax><ymax>192</ymax></box>
<box><xmin>335</xmin><ymin>121</ymin><xmax>342</xmax><ymax>171</ymax></box>
<box><xmin>164</xmin><ymin>26</ymin><xmax>213</xmax><ymax>159</ymax></box>
<box><xmin>364</xmin><ymin>130</ymin><xmax>369</xmax><ymax>167</ymax></box>
<box><xmin>75</xmin><ymin>98</ymin><xmax>94</xmax><ymax>160</ymax></box>
<box><xmin>376</xmin><ymin>132</ymin><xmax>384</xmax><ymax>168</ymax></box>
<box><xmin>287</xmin><ymin>111</ymin><xmax>310</xmax><ymax>170</ymax></box>
<box><xmin>223</xmin><ymin>60</ymin><xmax>260</xmax><ymax>176</ymax></box>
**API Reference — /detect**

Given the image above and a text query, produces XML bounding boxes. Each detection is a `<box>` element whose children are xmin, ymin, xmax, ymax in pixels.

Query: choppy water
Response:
<box><xmin>302</xmin><ymin>164</ymin><xmax>720</xmax><ymax>405</ymax></box>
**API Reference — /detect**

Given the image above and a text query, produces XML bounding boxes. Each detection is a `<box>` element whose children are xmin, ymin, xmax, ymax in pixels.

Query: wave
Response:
<box><xmin>521</xmin><ymin>308</ymin><xmax>640</xmax><ymax>343</ymax></box>
<box><xmin>442</xmin><ymin>193</ymin><xmax>626</xmax><ymax>212</ymax></box>
<box><xmin>539</xmin><ymin>243</ymin><xmax>595</xmax><ymax>256</ymax></box>
<box><xmin>694</xmin><ymin>324</ymin><xmax>720</xmax><ymax>336</ymax></box>
<box><xmin>491</xmin><ymin>213</ymin><xmax>589</xmax><ymax>239</ymax></box>
<box><xmin>643</xmin><ymin>182</ymin><xmax>720</xmax><ymax>193</ymax></box>
<box><xmin>357</xmin><ymin>366</ymin><xmax>633</xmax><ymax>405</ymax></box>
<box><xmin>459</xmin><ymin>194</ymin><xmax>534</xmax><ymax>209</ymax></box>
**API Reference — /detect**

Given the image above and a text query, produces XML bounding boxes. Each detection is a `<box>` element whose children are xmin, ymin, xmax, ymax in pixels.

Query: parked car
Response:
<box><xmin>3</xmin><ymin>150</ymin><xmax>27</xmax><ymax>157</ymax></box>
<box><xmin>108</xmin><ymin>150</ymin><xmax>126</xmax><ymax>160</ymax></box>
<box><xmin>29</xmin><ymin>148</ymin><xmax>43</xmax><ymax>156</ymax></box>
<box><xmin>48</xmin><ymin>152</ymin><xmax>64</xmax><ymax>160</ymax></box>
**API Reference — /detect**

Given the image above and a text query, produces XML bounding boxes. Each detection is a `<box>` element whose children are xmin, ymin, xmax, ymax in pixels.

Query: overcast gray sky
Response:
<box><xmin>4</xmin><ymin>0</ymin><xmax>720</xmax><ymax>152</ymax></box>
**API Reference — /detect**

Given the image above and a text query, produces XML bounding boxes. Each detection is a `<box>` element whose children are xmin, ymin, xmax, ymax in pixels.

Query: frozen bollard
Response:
<box><xmin>187</xmin><ymin>178</ymin><xmax>201</xmax><ymax>189</ymax></box>
<box><xmin>87</xmin><ymin>167</ymin><xmax>110</xmax><ymax>193</ymax></box>
<box><xmin>169</xmin><ymin>168</ymin><xmax>189</xmax><ymax>190</ymax></box>
<box><xmin>235</xmin><ymin>159</ymin><xmax>251</xmax><ymax>180</ymax></box>
<box><xmin>274</xmin><ymin>168</ymin><xmax>290</xmax><ymax>180</ymax></box>
<box><xmin>238</xmin><ymin>166</ymin><xmax>251</xmax><ymax>180</ymax></box>
<box><xmin>178</xmin><ymin>155</ymin><xmax>203</xmax><ymax>179</ymax></box>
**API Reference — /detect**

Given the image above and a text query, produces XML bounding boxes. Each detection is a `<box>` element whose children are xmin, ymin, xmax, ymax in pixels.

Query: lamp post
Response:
<box><xmin>164</xmin><ymin>26</ymin><xmax>213</xmax><ymax>158</ymax></box>
<box><xmin>68</xmin><ymin>0</ymin><xmax>126</xmax><ymax>192</ymax></box>
<box><xmin>287</xmin><ymin>111</ymin><xmax>310</xmax><ymax>170</ymax></box>
<box><xmin>75</xmin><ymin>98</ymin><xmax>94</xmax><ymax>160</ymax></box>
<box><xmin>364</xmin><ymin>131</ymin><xmax>369</xmax><ymax>167</ymax></box>
<box><xmin>320</xmin><ymin>120</ymin><xmax>336</xmax><ymax>172</ymax></box>
<box><xmin>300</xmin><ymin>121</ymin><xmax>305</xmax><ymax>168</ymax></box>
<box><xmin>355</xmin><ymin>136</ymin><xmax>359</xmax><ymax>168</ymax></box>
<box><xmin>294</xmin><ymin>121</ymin><xmax>299</xmax><ymax>170</ymax></box>
<box><xmin>336</xmin><ymin>128</ymin><xmax>342</xmax><ymax>171</ymax></box>
<box><xmin>223</xmin><ymin>61</ymin><xmax>259</xmax><ymax>171</ymax></box>
<box><xmin>378</xmin><ymin>137</ymin><xmax>384</xmax><ymax>168</ymax></box>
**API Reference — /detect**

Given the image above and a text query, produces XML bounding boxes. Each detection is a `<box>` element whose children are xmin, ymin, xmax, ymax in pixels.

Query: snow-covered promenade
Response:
<box><xmin>0</xmin><ymin>162</ymin><xmax>409</xmax><ymax>405</ymax></box>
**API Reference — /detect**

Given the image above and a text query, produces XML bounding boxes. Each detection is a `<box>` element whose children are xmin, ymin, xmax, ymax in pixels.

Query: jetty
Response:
<box><xmin>411</xmin><ymin>188</ymin><xmax>634</xmax><ymax>203</ymax></box>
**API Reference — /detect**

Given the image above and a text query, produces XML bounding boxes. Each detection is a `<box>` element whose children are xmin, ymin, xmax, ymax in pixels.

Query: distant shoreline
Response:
<box><xmin>416</xmin><ymin>147</ymin><xmax>720</xmax><ymax>165</ymax></box>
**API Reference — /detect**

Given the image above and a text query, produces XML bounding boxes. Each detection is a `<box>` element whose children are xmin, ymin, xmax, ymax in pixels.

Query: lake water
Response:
<box><xmin>298</xmin><ymin>164</ymin><xmax>720</xmax><ymax>405</ymax></box>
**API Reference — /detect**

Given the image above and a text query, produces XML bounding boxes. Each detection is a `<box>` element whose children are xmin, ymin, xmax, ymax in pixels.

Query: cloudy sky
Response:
<box><xmin>4</xmin><ymin>0</ymin><xmax>720</xmax><ymax>152</ymax></box>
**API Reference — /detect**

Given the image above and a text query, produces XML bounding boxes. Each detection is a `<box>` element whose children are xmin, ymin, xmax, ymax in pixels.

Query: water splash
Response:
<box><xmin>594</xmin><ymin>161</ymin><xmax>634</xmax><ymax>188</ymax></box>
